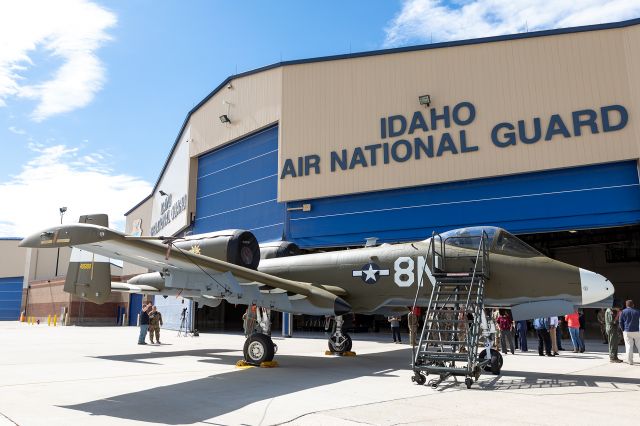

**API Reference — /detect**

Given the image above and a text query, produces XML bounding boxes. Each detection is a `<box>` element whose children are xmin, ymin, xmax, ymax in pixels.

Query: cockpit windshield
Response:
<box><xmin>437</xmin><ymin>227</ymin><xmax>542</xmax><ymax>257</ymax></box>
<box><xmin>493</xmin><ymin>230</ymin><xmax>542</xmax><ymax>257</ymax></box>
<box><xmin>439</xmin><ymin>227</ymin><xmax>498</xmax><ymax>250</ymax></box>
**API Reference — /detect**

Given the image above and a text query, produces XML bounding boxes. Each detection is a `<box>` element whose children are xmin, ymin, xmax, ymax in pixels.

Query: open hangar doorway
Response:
<box><xmin>519</xmin><ymin>224</ymin><xmax>640</xmax><ymax>338</ymax></box>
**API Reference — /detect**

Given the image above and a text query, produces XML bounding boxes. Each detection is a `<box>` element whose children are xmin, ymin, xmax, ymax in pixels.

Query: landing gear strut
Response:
<box><xmin>242</xmin><ymin>306</ymin><xmax>277</xmax><ymax>365</ymax></box>
<box><xmin>327</xmin><ymin>315</ymin><xmax>352</xmax><ymax>353</ymax></box>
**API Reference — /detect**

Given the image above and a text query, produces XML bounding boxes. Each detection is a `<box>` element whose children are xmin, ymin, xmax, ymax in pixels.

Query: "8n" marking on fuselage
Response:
<box><xmin>393</xmin><ymin>256</ymin><xmax>430</xmax><ymax>287</ymax></box>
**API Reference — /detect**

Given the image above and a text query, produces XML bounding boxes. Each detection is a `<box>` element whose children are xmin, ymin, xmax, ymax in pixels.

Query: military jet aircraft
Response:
<box><xmin>20</xmin><ymin>214</ymin><xmax>614</xmax><ymax>365</ymax></box>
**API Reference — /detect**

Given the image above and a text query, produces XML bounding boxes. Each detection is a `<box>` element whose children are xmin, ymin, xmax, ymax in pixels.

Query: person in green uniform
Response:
<box><xmin>605</xmin><ymin>304</ymin><xmax>622</xmax><ymax>363</ymax></box>
<box><xmin>148</xmin><ymin>306</ymin><xmax>163</xmax><ymax>344</ymax></box>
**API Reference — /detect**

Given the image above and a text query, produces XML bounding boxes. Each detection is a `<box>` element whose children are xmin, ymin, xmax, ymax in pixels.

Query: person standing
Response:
<box><xmin>408</xmin><ymin>309</ymin><xmax>418</xmax><ymax>346</ymax></box>
<box><xmin>597</xmin><ymin>309</ymin><xmax>608</xmax><ymax>344</ymax></box>
<box><xmin>565</xmin><ymin>310</ymin><xmax>584</xmax><ymax>353</ymax></box>
<box><xmin>516</xmin><ymin>319</ymin><xmax>528</xmax><ymax>352</ymax></box>
<box><xmin>578</xmin><ymin>310</ymin><xmax>586</xmax><ymax>350</ymax></box>
<box><xmin>619</xmin><ymin>300</ymin><xmax>640</xmax><ymax>365</ymax></box>
<box><xmin>492</xmin><ymin>309</ymin><xmax>501</xmax><ymax>351</ymax></box>
<box><xmin>533</xmin><ymin>317</ymin><xmax>552</xmax><ymax>356</ymax></box>
<box><xmin>138</xmin><ymin>302</ymin><xmax>150</xmax><ymax>345</ymax></box>
<box><xmin>497</xmin><ymin>311</ymin><xmax>515</xmax><ymax>354</ymax></box>
<box><xmin>606</xmin><ymin>304</ymin><xmax>622</xmax><ymax>363</ymax></box>
<box><xmin>388</xmin><ymin>315</ymin><xmax>402</xmax><ymax>343</ymax></box>
<box><xmin>549</xmin><ymin>316</ymin><xmax>559</xmax><ymax>356</ymax></box>
<box><xmin>556</xmin><ymin>318</ymin><xmax>566</xmax><ymax>351</ymax></box>
<box><xmin>148</xmin><ymin>306</ymin><xmax>163</xmax><ymax>344</ymax></box>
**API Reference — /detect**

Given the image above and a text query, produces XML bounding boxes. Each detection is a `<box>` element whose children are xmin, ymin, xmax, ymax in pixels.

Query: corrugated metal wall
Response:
<box><xmin>0</xmin><ymin>277</ymin><xmax>22</xmax><ymax>320</ymax></box>
<box><xmin>193</xmin><ymin>125</ymin><xmax>285</xmax><ymax>242</ymax></box>
<box><xmin>287</xmin><ymin>161</ymin><xmax>640</xmax><ymax>248</ymax></box>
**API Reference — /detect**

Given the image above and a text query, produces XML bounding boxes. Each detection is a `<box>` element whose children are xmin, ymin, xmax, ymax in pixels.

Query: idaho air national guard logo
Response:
<box><xmin>352</xmin><ymin>263</ymin><xmax>390</xmax><ymax>284</ymax></box>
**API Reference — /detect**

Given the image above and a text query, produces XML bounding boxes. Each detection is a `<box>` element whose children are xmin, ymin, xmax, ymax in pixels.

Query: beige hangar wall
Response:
<box><xmin>279</xmin><ymin>26</ymin><xmax>640</xmax><ymax>202</ymax></box>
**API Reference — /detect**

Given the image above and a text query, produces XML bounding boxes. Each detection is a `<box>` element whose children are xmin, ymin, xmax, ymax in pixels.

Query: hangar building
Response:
<box><xmin>117</xmin><ymin>18</ymin><xmax>640</xmax><ymax>332</ymax></box>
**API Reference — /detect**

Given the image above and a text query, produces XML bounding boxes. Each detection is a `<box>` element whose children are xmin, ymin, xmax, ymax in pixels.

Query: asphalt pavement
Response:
<box><xmin>0</xmin><ymin>322</ymin><xmax>639</xmax><ymax>425</ymax></box>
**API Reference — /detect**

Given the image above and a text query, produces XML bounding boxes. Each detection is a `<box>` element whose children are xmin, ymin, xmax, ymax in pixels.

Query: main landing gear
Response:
<box><xmin>241</xmin><ymin>306</ymin><xmax>278</xmax><ymax>366</ymax></box>
<box><xmin>243</xmin><ymin>333</ymin><xmax>276</xmax><ymax>364</ymax></box>
<box><xmin>327</xmin><ymin>315</ymin><xmax>353</xmax><ymax>354</ymax></box>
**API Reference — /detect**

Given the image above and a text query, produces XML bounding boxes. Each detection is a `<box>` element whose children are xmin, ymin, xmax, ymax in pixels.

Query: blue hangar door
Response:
<box><xmin>0</xmin><ymin>277</ymin><xmax>23</xmax><ymax>320</ymax></box>
<box><xmin>287</xmin><ymin>161</ymin><xmax>640</xmax><ymax>248</ymax></box>
<box><xmin>193</xmin><ymin>125</ymin><xmax>285</xmax><ymax>241</ymax></box>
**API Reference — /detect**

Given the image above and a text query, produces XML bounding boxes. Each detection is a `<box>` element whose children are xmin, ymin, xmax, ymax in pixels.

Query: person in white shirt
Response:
<box><xmin>549</xmin><ymin>316</ymin><xmax>559</xmax><ymax>356</ymax></box>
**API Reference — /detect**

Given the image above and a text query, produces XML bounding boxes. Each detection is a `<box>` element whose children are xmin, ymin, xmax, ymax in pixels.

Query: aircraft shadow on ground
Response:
<box><xmin>92</xmin><ymin>348</ymin><xmax>243</xmax><ymax>365</ymax></box>
<box><xmin>433</xmin><ymin>369</ymin><xmax>640</xmax><ymax>392</ymax></box>
<box><xmin>62</xmin><ymin>348</ymin><xmax>409</xmax><ymax>425</ymax></box>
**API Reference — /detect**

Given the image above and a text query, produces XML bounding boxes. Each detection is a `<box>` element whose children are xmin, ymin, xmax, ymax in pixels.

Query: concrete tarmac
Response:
<box><xmin>0</xmin><ymin>322</ymin><xmax>639</xmax><ymax>425</ymax></box>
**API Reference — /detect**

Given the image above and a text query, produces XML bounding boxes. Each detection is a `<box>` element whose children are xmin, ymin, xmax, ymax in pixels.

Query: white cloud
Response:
<box><xmin>0</xmin><ymin>144</ymin><xmax>152</xmax><ymax>237</ymax></box>
<box><xmin>0</xmin><ymin>0</ymin><xmax>116</xmax><ymax>120</ymax></box>
<box><xmin>8</xmin><ymin>126</ymin><xmax>26</xmax><ymax>135</ymax></box>
<box><xmin>384</xmin><ymin>0</ymin><xmax>640</xmax><ymax>47</ymax></box>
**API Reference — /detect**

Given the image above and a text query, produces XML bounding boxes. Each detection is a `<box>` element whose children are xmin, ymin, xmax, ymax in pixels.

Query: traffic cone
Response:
<box><xmin>19</xmin><ymin>311</ymin><xmax>25</xmax><ymax>322</ymax></box>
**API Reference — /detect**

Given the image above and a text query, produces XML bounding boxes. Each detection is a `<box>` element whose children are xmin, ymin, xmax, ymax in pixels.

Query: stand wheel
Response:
<box><xmin>465</xmin><ymin>377</ymin><xmax>473</xmax><ymax>389</ymax></box>
<box><xmin>328</xmin><ymin>333</ymin><xmax>352</xmax><ymax>353</ymax></box>
<box><xmin>411</xmin><ymin>372</ymin><xmax>426</xmax><ymax>385</ymax></box>
<box><xmin>243</xmin><ymin>333</ymin><xmax>275</xmax><ymax>365</ymax></box>
<box><xmin>479</xmin><ymin>349</ymin><xmax>503</xmax><ymax>375</ymax></box>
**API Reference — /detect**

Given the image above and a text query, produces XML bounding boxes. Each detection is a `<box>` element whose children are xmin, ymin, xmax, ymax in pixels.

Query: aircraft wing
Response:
<box><xmin>20</xmin><ymin>224</ymin><xmax>351</xmax><ymax>315</ymax></box>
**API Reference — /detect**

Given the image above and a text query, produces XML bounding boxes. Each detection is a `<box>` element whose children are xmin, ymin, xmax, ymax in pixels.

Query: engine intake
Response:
<box><xmin>174</xmin><ymin>229</ymin><xmax>260</xmax><ymax>269</ymax></box>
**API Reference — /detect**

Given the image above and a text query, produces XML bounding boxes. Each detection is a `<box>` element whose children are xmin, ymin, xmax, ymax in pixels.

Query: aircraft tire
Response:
<box><xmin>344</xmin><ymin>333</ymin><xmax>352</xmax><ymax>352</ymax></box>
<box><xmin>479</xmin><ymin>349</ymin><xmax>503</xmax><ymax>375</ymax></box>
<box><xmin>243</xmin><ymin>333</ymin><xmax>275</xmax><ymax>365</ymax></box>
<box><xmin>328</xmin><ymin>333</ymin><xmax>352</xmax><ymax>353</ymax></box>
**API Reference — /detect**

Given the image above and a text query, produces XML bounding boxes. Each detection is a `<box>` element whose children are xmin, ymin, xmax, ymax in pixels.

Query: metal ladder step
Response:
<box><xmin>417</xmin><ymin>352</ymin><xmax>469</xmax><ymax>361</ymax></box>
<box><xmin>413</xmin><ymin>365</ymin><xmax>470</xmax><ymax>374</ymax></box>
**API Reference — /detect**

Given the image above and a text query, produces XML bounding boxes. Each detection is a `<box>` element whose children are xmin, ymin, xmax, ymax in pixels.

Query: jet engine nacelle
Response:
<box><xmin>174</xmin><ymin>229</ymin><xmax>260</xmax><ymax>270</ymax></box>
<box><xmin>259</xmin><ymin>241</ymin><xmax>301</xmax><ymax>259</ymax></box>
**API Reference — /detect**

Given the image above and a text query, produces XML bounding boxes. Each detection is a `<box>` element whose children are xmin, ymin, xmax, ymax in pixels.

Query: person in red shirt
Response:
<box><xmin>497</xmin><ymin>310</ymin><xmax>515</xmax><ymax>354</ymax></box>
<box><xmin>565</xmin><ymin>311</ymin><xmax>585</xmax><ymax>353</ymax></box>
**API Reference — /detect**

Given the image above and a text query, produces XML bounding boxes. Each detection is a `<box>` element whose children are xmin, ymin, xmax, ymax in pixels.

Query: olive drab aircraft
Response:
<box><xmin>20</xmin><ymin>214</ymin><xmax>614</xmax><ymax>365</ymax></box>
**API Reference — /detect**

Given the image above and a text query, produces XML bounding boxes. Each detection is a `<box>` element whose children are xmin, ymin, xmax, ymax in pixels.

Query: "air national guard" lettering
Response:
<box><xmin>279</xmin><ymin>102</ymin><xmax>629</xmax><ymax>179</ymax></box>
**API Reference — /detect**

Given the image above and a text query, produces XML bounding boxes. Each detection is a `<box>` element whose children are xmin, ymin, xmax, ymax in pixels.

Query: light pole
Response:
<box><xmin>54</xmin><ymin>207</ymin><xmax>67</xmax><ymax>276</ymax></box>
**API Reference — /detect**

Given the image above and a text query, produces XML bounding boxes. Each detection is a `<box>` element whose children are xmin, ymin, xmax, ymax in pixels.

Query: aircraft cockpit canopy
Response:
<box><xmin>439</xmin><ymin>226</ymin><xmax>542</xmax><ymax>258</ymax></box>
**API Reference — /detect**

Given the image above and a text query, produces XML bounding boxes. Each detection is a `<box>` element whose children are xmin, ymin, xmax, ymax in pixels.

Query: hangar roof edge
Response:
<box><xmin>125</xmin><ymin>17</ymin><xmax>640</xmax><ymax>217</ymax></box>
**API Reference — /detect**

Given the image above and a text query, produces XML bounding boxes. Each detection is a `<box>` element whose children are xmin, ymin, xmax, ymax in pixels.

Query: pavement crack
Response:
<box><xmin>0</xmin><ymin>410</ymin><xmax>19</xmax><ymax>425</ymax></box>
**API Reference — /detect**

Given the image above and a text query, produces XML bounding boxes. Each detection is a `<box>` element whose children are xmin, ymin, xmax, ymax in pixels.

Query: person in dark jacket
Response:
<box><xmin>516</xmin><ymin>320</ymin><xmax>528</xmax><ymax>352</ymax></box>
<box><xmin>619</xmin><ymin>300</ymin><xmax>640</xmax><ymax>365</ymax></box>
<box><xmin>138</xmin><ymin>302</ymin><xmax>151</xmax><ymax>345</ymax></box>
<box><xmin>533</xmin><ymin>317</ymin><xmax>552</xmax><ymax>356</ymax></box>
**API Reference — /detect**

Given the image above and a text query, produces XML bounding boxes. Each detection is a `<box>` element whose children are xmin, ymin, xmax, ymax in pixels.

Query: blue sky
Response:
<box><xmin>1</xmin><ymin>0</ymin><xmax>639</xmax><ymax>236</ymax></box>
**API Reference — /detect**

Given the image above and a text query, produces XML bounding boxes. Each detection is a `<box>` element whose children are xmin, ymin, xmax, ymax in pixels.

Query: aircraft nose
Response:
<box><xmin>579</xmin><ymin>268</ymin><xmax>614</xmax><ymax>305</ymax></box>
